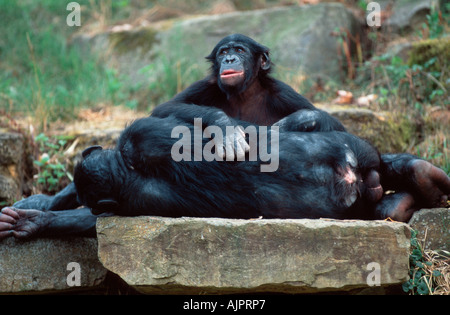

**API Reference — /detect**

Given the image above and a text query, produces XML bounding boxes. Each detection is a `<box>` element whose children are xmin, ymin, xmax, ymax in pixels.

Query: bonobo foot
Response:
<box><xmin>375</xmin><ymin>192</ymin><xmax>417</xmax><ymax>222</ymax></box>
<box><xmin>0</xmin><ymin>207</ymin><xmax>48</xmax><ymax>240</ymax></box>
<box><xmin>408</xmin><ymin>159</ymin><xmax>450</xmax><ymax>207</ymax></box>
<box><xmin>375</xmin><ymin>159</ymin><xmax>450</xmax><ymax>222</ymax></box>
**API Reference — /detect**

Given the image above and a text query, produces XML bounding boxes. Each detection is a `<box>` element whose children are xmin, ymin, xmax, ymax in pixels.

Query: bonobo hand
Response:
<box><xmin>274</xmin><ymin>109</ymin><xmax>346</xmax><ymax>133</ymax></box>
<box><xmin>205</xmin><ymin>115</ymin><xmax>250</xmax><ymax>161</ymax></box>
<box><xmin>274</xmin><ymin>110</ymin><xmax>321</xmax><ymax>132</ymax></box>
<box><xmin>0</xmin><ymin>207</ymin><xmax>47</xmax><ymax>240</ymax></box>
<box><xmin>221</xmin><ymin>125</ymin><xmax>250</xmax><ymax>161</ymax></box>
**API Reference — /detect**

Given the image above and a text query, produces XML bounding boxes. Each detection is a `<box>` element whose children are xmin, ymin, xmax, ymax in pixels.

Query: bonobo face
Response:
<box><xmin>207</xmin><ymin>34</ymin><xmax>271</xmax><ymax>95</ymax></box>
<box><xmin>216</xmin><ymin>42</ymin><xmax>247</xmax><ymax>87</ymax></box>
<box><xmin>74</xmin><ymin>146</ymin><xmax>120</xmax><ymax>215</ymax></box>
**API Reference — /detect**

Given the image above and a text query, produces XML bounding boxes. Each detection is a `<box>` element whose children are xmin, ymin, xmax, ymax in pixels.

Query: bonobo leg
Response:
<box><xmin>377</xmin><ymin>153</ymin><xmax>450</xmax><ymax>220</ymax></box>
<box><xmin>0</xmin><ymin>207</ymin><xmax>101</xmax><ymax>239</ymax></box>
<box><xmin>380</xmin><ymin>154</ymin><xmax>450</xmax><ymax>205</ymax></box>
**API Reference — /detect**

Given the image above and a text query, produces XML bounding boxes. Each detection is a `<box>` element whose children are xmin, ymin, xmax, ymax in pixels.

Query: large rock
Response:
<box><xmin>0</xmin><ymin>132</ymin><xmax>25</xmax><ymax>203</ymax></box>
<box><xmin>384</xmin><ymin>0</ymin><xmax>431</xmax><ymax>33</ymax></box>
<box><xmin>408</xmin><ymin>208</ymin><xmax>450</xmax><ymax>251</ymax></box>
<box><xmin>318</xmin><ymin>104</ymin><xmax>419</xmax><ymax>153</ymax></box>
<box><xmin>155</xmin><ymin>3</ymin><xmax>360</xmax><ymax>80</ymax></box>
<box><xmin>73</xmin><ymin>3</ymin><xmax>361</xmax><ymax>86</ymax></box>
<box><xmin>0</xmin><ymin>237</ymin><xmax>107</xmax><ymax>294</ymax></box>
<box><xmin>97</xmin><ymin>216</ymin><xmax>411</xmax><ymax>294</ymax></box>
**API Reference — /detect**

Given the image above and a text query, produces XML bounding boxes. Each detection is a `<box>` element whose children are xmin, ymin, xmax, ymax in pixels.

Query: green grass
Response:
<box><xmin>0</xmin><ymin>0</ymin><xmax>131</xmax><ymax>128</ymax></box>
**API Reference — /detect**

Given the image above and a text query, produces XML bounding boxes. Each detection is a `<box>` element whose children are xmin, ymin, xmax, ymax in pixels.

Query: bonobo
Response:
<box><xmin>73</xmin><ymin>115</ymin><xmax>384</xmax><ymax>220</ymax></box>
<box><xmin>151</xmin><ymin>34</ymin><xmax>345</xmax><ymax>161</ymax></box>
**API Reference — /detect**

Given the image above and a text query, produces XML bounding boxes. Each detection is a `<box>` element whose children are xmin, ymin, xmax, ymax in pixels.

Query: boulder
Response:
<box><xmin>318</xmin><ymin>104</ymin><xmax>419</xmax><ymax>153</ymax></box>
<box><xmin>155</xmin><ymin>3</ymin><xmax>360</xmax><ymax>80</ymax></box>
<box><xmin>384</xmin><ymin>0</ymin><xmax>431</xmax><ymax>33</ymax></box>
<box><xmin>408</xmin><ymin>208</ymin><xmax>450</xmax><ymax>251</ymax></box>
<box><xmin>97</xmin><ymin>216</ymin><xmax>411</xmax><ymax>294</ymax></box>
<box><xmin>0</xmin><ymin>237</ymin><xmax>107</xmax><ymax>294</ymax></box>
<box><xmin>0</xmin><ymin>175</ymin><xmax>20</xmax><ymax>203</ymax></box>
<box><xmin>72</xmin><ymin>3</ymin><xmax>361</xmax><ymax>87</ymax></box>
<box><xmin>0</xmin><ymin>132</ymin><xmax>25</xmax><ymax>204</ymax></box>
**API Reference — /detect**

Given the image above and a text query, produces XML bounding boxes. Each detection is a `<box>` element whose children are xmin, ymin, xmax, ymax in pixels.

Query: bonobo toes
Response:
<box><xmin>408</xmin><ymin>159</ymin><xmax>450</xmax><ymax>207</ymax></box>
<box><xmin>364</xmin><ymin>170</ymin><xmax>383</xmax><ymax>202</ymax></box>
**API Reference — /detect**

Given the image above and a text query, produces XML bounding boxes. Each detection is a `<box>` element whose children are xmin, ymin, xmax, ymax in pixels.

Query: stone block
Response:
<box><xmin>97</xmin><ymin>216</ymin><xmax>411</xmax><ymax>294</ymax></box>
<box><xmin>0</xmin><ymin>237</ymin><xmax>107</xmax><ymax>294</ymax></box>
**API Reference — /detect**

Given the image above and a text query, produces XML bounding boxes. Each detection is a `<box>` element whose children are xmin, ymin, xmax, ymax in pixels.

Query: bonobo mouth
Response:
<box><xmin>220</xmin><ymin>69</ymin><xmax>244</xmax><ymax>78</ymax></box>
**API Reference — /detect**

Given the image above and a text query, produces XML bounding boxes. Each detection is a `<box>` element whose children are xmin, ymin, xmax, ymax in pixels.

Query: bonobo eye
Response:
<box><xmin>236</xmin><ymin>47</ymin><xmax>245</xmax><ymax>53</ymax></box>
<box><xmin>220</xmin><ymin>49</ymin><xmax>228</xmax><ymax>55</ymax></box>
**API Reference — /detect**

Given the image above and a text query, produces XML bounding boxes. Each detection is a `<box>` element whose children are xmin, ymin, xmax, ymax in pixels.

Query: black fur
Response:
<box><xmin>74</xmin><ymin>114</ymin><xmax>381</xmax><ymax>220</ymax></box>
<box><xmin>152</xmin><ymin>33</ymin><xmax>344</xmax><ymax>130</ymax></box>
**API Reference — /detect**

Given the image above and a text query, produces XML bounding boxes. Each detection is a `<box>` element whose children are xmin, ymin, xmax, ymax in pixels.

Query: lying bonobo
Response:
<box><xmin>1</xmin><ymin>114</ymin><xmax>449</xmax><ymax>239</ymax></box>
<box><xmin>72</xmin><ymin>115</ymin><xmax>445</xmax><ymax>220</ymax></box>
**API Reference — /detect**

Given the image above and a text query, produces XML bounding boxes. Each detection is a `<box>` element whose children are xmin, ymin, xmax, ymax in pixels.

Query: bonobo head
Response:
<box><xmin>206</xmin><ymin>34</ymin><xmax>271</xmax><ymax>95</ymax></box>
<box><xmin>74</xmin><ymin>145</ymin><xmax>122</xmax><ymax>215</ymax></box>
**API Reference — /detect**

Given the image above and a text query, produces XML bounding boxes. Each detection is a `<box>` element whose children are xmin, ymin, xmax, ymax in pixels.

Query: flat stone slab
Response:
<box><xmin>97</xmin><ymin>216</ymin><xmax>411</xmax><ymax>294</ymax></box>
<box><xmin>0</xmin><ymin>237</ymin><xmax>107</xmax><ymax>294</ymax></box>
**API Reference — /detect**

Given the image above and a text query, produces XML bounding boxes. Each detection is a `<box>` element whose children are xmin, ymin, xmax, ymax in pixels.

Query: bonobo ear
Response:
<box><xmin>260</xmin><ymin>52</ymin><xmax>271</xmax><ymax>71</ymax></box>
<box><xmin>82</xmin><ymin>145</ymin><xmax>103</xmax><ymax>158</ymax></box>
<box><xmin>91</xmin><ymin>199</ymin><xmax>119</xmax><ymax>215</ymax></box>
<box><xmin>97</xmin><ymin>199</ymin><xmax>119</xmax><ymax>207</ymax></box>
<box><xmin>96</xmin><ymin>199</ymin><xmax>119</xmax><ymax>211</ymax></box>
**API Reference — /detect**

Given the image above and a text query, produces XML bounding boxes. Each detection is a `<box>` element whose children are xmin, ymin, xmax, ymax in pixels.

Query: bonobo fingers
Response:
<box><xmin>233</xmin><ymin>126</ymin><xmax>250</xmax><ymax>160</ymax></box>
<box><xmin>1</xmin><ymin>207</ymin><xmax>20</xmax><ymax>221</ymax></box>
<box><xmin>0</xmin><ymin>207</ymin><xmax>45</xmax><ymax>239</ymax></box>
<box><xmin>0</xmin><ymin>207</ymin><xmax>19</xmax><ymax>239</ymax></box>
<box><xmin>212</xmin><ymin>125</ymin><xmax>250</xmax><ymax>161</ymax></box>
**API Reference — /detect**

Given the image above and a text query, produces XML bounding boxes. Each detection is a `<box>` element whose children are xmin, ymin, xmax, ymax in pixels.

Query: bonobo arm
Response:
<box><xmin>41</xmin><ymin>208</ymin><xmax>103</xmax><ymax>237</ymax></box>
<box><xmin>13</xmin><ymin>182</ymin><xmax>80</xmax><ymax>211</ymax></box>
<box><xmin>274</xmin><ymin>109</ymin><xmax>346</xmax><ymax>132</ymax></box>
<box><xmin>0</xmin><ymin>207</ymin><xmax>103</xmax><ymax>239</ymax></box>
<box><xmin>152</xmin><ymin>102</ymin><xmax>249</xmax><ymax>160</ymax></box>
<box><xmin>152</xmin><ymin>101</ymin><xmax>234</xmax><ymax>129</ymax></box>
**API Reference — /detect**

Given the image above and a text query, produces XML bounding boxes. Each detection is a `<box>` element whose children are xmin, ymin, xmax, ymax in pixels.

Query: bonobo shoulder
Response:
<box><xmin>267</xmin><ymin>78</ymin><xmax>316</xmax><ymax>111</ymax></box>
<box><xmin>172</xmin><ymin>76</ymin><xmax>224</xmax><ymax>103</ymax></box>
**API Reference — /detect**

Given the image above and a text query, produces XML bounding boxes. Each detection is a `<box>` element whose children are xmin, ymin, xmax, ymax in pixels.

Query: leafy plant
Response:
<box><xmin>33</xmin><ymin>133</ymin><xmax>73</xmax><ymax>194</ymax></box>
<box><xmin>418</xmin><ymin>7</ymin><xmax>445</xmax><ymax>39</ymax></box>
<box><xmin>402</xmin><ymin>230</ymin><xmax>447</xmax><ymax>295</ymax></box>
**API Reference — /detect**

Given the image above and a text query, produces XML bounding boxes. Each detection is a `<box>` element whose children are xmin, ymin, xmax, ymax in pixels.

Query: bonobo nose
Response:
<box><xmin>224</xmin><ymin>55</ymin><xmax>238</xmax><ymax>64</ymax></box>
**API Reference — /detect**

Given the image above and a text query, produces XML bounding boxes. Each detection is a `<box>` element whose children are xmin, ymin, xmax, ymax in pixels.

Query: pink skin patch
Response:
<box><xmin>343</xmin><ymin>166</ymin><xmax>357</xmax><ymax>184</ymax></box>
<box><xmin>220</xmin><ymin>70</ymin><xmax>244</xmax><ymax>85</ymax></box>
